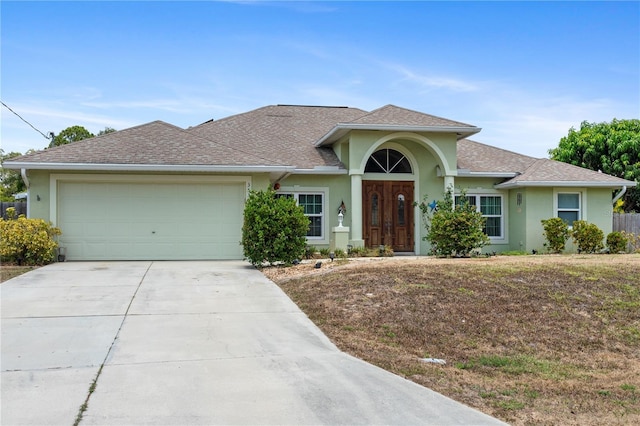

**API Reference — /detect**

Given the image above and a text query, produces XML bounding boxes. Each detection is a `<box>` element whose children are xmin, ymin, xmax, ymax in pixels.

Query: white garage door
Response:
<box><xmin>57</xmin><ymin>180</ymin><xmax>246</xmax><ymax>260</ymax></box>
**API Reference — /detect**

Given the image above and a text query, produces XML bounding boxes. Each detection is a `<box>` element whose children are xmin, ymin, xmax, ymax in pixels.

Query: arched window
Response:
<box><xmin>365</xmin><ymin>149</ymin><xmax>412</xmax><ymax>174</ymax></box>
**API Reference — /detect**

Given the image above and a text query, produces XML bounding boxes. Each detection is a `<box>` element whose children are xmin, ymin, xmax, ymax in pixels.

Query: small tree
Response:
<box><xmin>242</xmin><ymin>189</ymin><xmax>309</xmax><ymax>267</ymax></box>
<box><xmin>416</xmin><ymin>189</ymin><xmax>490</xmax><ymax>257</ymax></box>
<box><xmin>541</xmin><ymin>218</ymin><xmax>570</xmax><ymax>253</ymax></box>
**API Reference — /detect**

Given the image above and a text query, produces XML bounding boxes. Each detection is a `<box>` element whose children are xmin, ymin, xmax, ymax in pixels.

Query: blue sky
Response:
<box><xmin>1</xmin><ymin>1</ymin><xmax>638</xmax><ymax>158</ymax></box>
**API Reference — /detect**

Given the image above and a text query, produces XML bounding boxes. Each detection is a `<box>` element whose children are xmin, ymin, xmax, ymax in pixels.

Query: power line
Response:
<box><xmin>1</xmin><ymin>100</ymin><xmax>52</xmax><ymax>140</ymax></box>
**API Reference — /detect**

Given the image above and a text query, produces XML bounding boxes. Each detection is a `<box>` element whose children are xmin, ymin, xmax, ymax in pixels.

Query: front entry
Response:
<box><xmin>363</xmin><ymin>181</ymin><xmax>414</xmax><ymax>252</ymax></box>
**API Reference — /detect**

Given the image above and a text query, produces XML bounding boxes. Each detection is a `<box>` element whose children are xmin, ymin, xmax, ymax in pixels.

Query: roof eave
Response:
<box><xmin>457</xmin><ymin>170</ymin><xmax>519</xmax><ymax>178</ymax></box>
<box><xmin>315</xmin><ymin>124</ymin><xmax>482</xmax><ymax>146</ymax></box>
<box><xmin>3</xmin><ymin>162</ymin><xmax>295</xmax><ymax>173</ymax></box>
<box><xmin>292</xmin><ymin>167</ymin><xmax>348</xmax><ymax>175</ymax></box>
<box><xmin>495</xmin><ymin>180</ymin><xmax>637</xmax><ymax>189</ymax></box>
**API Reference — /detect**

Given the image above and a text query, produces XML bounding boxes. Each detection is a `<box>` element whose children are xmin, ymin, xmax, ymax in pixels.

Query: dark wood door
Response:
<box><xmin>363</xmin><ymin>181</ymin><xmax>414</xmax><ymax>252</ymax></box>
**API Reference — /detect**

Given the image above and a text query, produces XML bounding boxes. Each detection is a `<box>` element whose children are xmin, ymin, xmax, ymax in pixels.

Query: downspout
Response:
<box><xmin>612</xmin><ymin>186</ymin><xmax>627</xmax><ymax>205</ymax></box>
<box><xmin>20</xmin><ymin>168</ymin><xmax>30</xmax><ymax>217</ymax></box>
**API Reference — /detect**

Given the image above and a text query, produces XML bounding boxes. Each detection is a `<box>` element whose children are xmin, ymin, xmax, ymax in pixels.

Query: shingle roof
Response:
<box><xmin>188</xmin><ymin>105</ymin><xmax>367</xmax><ymax>169</ymax></box>
<box><xmin>458</xmin><ymin>139</ymin><xmax>635</xmax><ymax>187</ymax></box>
<box><xmin>457</xmin><ymin>139</ymin><xmax>537</xmax><ymax>173</ymax></box>
<box><xmin>350</xmin><ymin>104</ymin><xmax>476</xmax><ymax>128</ymax></box>
<box><xmin>496</xmin><ymin>158</ymin><xmax>636</xmax><ymax>188</ymax></box>
<box><xmin>8</xmin><ymin>121</ymin><xmax>282</xmax><ymax>167</ymax></box>
<box><xmin>3</xmin><ymin>104</ymin><xmax>636</xmax><ymax>188</ymax></box>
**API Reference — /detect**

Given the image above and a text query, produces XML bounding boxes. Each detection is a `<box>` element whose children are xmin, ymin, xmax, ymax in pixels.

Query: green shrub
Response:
<box><xmin>417</xmin><ymin>189</ymin><xmax>490</xmax><ymax>257</ymax></box>
<box><xmin>319</xmin><ymin>248</ymin><xmax>331</xmax><ymax>257</ymax></box>
<box><xmin>378</xmin><ymin>245</ymin><xmax>394</xmax><ymax>257</ymax></box>
<box><xmin>333</xmin><ymin>248</ymin><xmax>347</xmax><ymax>259</ymax></box>
<box><xmin>622</xmin><ymin>231</ymin><xmax>640</xmax><ymax>253</ymax></box>
<box><xmin>304</xmin><ymin>245</ymin><xmax>317</xmax><ymax>259</ymax></box>
<box><xmin>241</xmin><ymin>189</ymin><xmax>309</xmax><ymax>267</ymax></box>
<box><xmin>571</xmin><ymin>220</ymin><xmax>604</xmax><ymax>253</ymax></box>
<box><xmin>606</xmin><ymin>231</ymin><xmax>628</xmax><ymax>253</ymax></box>
<box><xmin>500</xmin><ymin>250</ymin><xmax>528</xmax><ymax>256</ymax></box>
<box><xmin>541</xmin><ymin>217</ymin><xmax>570</xmax><ymax>253</ymax></box>
<box><xmin>0</xmin><ymin>213</ymin><xmax>61</xmax><ymax>265</ymax></box>
<box><xmin>348</xmin><ymin>246</ymin><xmax>369</xmax><ymax>257</ymax></box>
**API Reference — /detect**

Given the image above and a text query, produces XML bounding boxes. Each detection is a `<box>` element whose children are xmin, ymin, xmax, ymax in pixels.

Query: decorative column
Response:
<box><xmin>331</xmin><ymin>212</ymin><xmax>350</xmax><ymax>252</ymax></box>
<box><xmin>350</xmin><ymin>173</ymin><xmax>364</xmax><ymax>247</ymax></box>
<box><xmin>444</xmin><ymin>175</ymin><xmax>455</xmax><ymax>193</ymax></box>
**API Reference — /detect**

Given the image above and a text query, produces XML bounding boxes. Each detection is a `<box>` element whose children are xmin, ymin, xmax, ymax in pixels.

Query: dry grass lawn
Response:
<box><xmin>0</xmin><ymin>265</ymin><xmax>37</xmax><ymax>283</ymax></box>
<box><xmin>264</xmin><ymin>254</ymin><xmax>640</xmax><ymax>426</ymax></box>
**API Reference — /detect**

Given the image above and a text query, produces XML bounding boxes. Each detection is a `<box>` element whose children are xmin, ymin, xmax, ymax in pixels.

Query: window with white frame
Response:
<box><xmin>557</xmin><ymin>193</ymin><xmax>581</xmax><ymax>225</ymax></box>
<box><xmin>276</xmin><ymin>192</ymin><xmax>325</xmax><ymax>238</ymax></box>
<box><xmin>455</xmin><ymin>194</ymin><xmax>504</xmax><ymax>238</ymax></box>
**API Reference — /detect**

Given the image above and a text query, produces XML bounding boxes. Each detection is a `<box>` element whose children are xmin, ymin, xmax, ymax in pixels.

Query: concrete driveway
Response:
<box><xmin>1</xmin><ymin>261</ymin><xmax>506</xmax><ymax>425</ymax></box>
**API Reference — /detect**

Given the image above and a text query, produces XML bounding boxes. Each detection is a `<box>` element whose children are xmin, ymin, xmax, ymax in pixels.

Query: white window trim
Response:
<box><xmin>277</xmin><ymin>186</ymin><xmax>329</xmax><ymax>244</ymax></box>
<box><xmin>553</xmin><ymin>189</ymin><xmax>586</xmax><ymax>226</ymax></box>
<box><xmin>455</xmin><ymin>192</ymin><xmax>506</xmax><ymax>241</ymax></box>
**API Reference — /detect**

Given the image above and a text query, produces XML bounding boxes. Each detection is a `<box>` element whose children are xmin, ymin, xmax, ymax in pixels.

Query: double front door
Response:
<box><xmin>363</xmin><ymin>181</ymin><xmax>414</xmax><ymax>252</ymax></box>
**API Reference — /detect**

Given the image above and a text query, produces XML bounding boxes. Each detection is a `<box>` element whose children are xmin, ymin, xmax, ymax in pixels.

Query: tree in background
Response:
<box><xmin>0</xmin><ymin>150</ymin><xmax>27</xmax><ymax>201</ymax></box>
<box><xmin>48</xmin><ymin>125</ymin><xmax>117</xmax><ymax>148</ymax></box>
<box><xmin>97</xmin><ymin>127</ymin><xmax>116</xmax><ymax>136</ymax></box>
<box><xmin>549</xmin><ymin>119</ymin><xmax>640</xmax><ymax>212</ymax></box>
<box><xmin>49</xmin><ymin>125</ymin><xmax>95</xmax><ymax>147</ymax></box>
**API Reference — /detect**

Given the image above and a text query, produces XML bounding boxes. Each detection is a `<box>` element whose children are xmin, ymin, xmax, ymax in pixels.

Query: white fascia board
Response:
<box><xmin>495</xmin><ymin>180</ymin><xmax>637</xmax><ymax>189</ymax></box>
<box><xmin>4</xmin><ymin>162</ymin><xmax>295</xmax><ymax>173</ymax></box>
<box><xmin>315</xmin><ymin>124</ymin><xmax>482</xmax><ymax>146</ymax></box>
<box><xmin>293</xmin><ymin>167</ymin><xmax>348</xmax><ymax>175</ymax></box>
<box><xmin>457</xmin><ymin>170</ymin><xmax>518</xmax><ymax>178</ymax></box>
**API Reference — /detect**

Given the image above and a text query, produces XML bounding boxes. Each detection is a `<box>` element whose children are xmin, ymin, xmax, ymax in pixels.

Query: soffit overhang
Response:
<box><xmin>315</xmin><ymin>124</ymin><xmax>482</xmax><ymax>147</ymax></box>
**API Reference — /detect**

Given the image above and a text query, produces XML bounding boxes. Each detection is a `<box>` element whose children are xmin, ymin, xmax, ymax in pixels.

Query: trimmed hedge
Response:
<box><xmin>241</xmin><ymin>189</ymin><xmax>309</xmax><ymax>267</ymax></box>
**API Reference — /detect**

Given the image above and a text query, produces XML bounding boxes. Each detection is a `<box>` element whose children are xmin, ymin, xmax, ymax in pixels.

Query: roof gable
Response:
<box><xmin>350</xmin><ymin>104</ymin><xmax>476</xmax><ymax>128</ymax></box>
<box><xmin>315</xmin><ymin>104</ymin><xmax>481</xmax><ymax>146</ymax></box>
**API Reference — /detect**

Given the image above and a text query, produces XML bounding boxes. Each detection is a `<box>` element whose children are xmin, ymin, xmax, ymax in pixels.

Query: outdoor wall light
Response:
<box><xmin>37</xmin><ymin>195</ymin><xmax>41</xmax><ymax>201</ymax></box>
<box><xmin>338</xmin><ymin>211</ymin><xmax>344</xmax><ymax>227</ymax></box>
<box><xmin>338</xmin><ymin>200</ymin><xmax>347</xmax><ymax>214</ymax></box>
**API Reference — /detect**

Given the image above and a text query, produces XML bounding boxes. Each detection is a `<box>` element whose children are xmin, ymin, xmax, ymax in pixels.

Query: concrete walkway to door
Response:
<box><xmin>1</xmin><ymin>261</ymin><xmax>506</xmax><ymax>425</ymax></box>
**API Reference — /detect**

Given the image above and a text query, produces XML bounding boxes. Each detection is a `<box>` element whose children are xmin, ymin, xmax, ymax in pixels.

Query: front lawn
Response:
<box><xmin>264</xmin><ymin>255</ymin><xmax>640</xmax><ymax>426</ymax></box>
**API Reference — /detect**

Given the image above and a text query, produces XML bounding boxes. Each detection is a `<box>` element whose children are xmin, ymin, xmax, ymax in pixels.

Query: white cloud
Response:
<box><xmin>385</xmin><ymin>63</ymin><xmax>480</xmax><ymax>93</ymax></box>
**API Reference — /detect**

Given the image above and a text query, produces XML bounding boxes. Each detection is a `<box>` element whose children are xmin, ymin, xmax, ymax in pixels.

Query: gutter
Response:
<box><xmin>612</xmin><ymin>185</ymin><xmax>627</xmax><ymax>205</ymax></box>
<box><xmin>495</xmin><ymin>181</ymin><xmax>637</xmax><ymax>189</ymax></box>
<box><xmin>456</xmin><ymin>170</ymin><xmax>518</xmax><ymax>178</ymax></box>
<box><xmin>292</xmin><ymin>167</ymin><xmax>348</xmax><ymax>175</ymax></box>
<box><xmin>4</xmin><ymin>162</ymin><xmax>296</xmax><ymax>173</ymax></box>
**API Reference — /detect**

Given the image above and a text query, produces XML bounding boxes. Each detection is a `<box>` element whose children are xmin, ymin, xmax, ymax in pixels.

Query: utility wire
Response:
<box><xmin>1</xmin><ymin>100</ymin><xmax>52</xmax><ymax>140</ymax></box>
